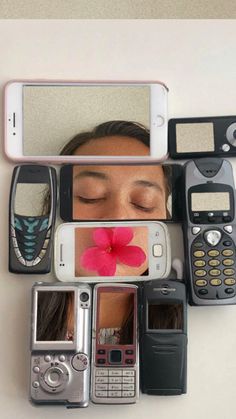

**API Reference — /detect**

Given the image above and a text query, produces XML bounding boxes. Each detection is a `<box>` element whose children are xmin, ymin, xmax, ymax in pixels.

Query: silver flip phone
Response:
<box><xmin>30</xmin><ymin>282</ymin><xmax>91</xmax><ymax>407</ymax></box>
<box><xmin>91</xmin><ymin>283</ymin><xmax>138</xmax><ymax>404</ymax></box>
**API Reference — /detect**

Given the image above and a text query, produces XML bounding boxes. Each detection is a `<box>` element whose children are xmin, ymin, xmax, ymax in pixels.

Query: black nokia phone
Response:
<box><xmin>139</xmin><ymin>279</ymin><xmax>187</xmax><ymax>395</ymax></box>
<box><xmin>183</xmin><ymin>158</ymin><xmax>236</xmax><ymax>305</ymax></box>
<box><xmin>9</xmin><ymin>165</ymin><xmax>57</xmax><ymax>273</ymax></box>
<box><xmin>169</xmin><ymin>115</ymin><xmax>236</xmax><ymax>159</ymax></box>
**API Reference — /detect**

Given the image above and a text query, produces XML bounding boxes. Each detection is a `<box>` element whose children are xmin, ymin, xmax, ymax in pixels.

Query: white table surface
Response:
<box><xmin>0</xmin><ymin>19</ymin><xmax>236</xmax><ymax>419</ymax></box>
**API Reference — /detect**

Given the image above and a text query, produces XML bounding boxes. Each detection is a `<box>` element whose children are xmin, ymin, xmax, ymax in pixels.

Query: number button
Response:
<box><xmin>222</xmin><ymin>259</ymin><xmax>234</xmax><ymax>266</ymax></box>
<box><xmin>222</xmin><ymin>249</ymin><xmax>234</xmax><ymax>256</ymax></box>
<box><xmin>224</xmin><ymin>268</ymin><xmax>235</xmax><ymax>276</ymax></box>
<box><xmin>195</xmin><ymin>279</ymin><xmax>207</xmax><ymax>287</ymax></box>
<box><xmin>208</xmin><ymin>250</ymin><xmax>220</xmax><ymax>257</ymax></box>
<box><xmin>194</xmin><ymin>260</ymin><xmax>206</xmax><ymax>267</ymax></box>
<box><xmin>208</xmin><ymin>259</ymin><xmax>220</xmax><ymax>267</ymax></box>
<box><xmin>194</xmin><ymin>269</ymin><xmax>207</xmax><ymax>277</ymax></box>
<box><xmin>224</xmin><ymin>278</ymin><xmax>236</xmax><ymax>285</ymax></box>
<box><xmin>193</xmin><ymin>251</ymin><xmax>205</xmax><ymax>258</ymax></box>
<box><xmin>209</xmin><ymin>269</ymin><xmax>221</xmax><ymax>276</ymax></box>
<box><xmin>210</xmin><ymin>279</ymin><xmax>222</xmax><ymax>286</ymax></box>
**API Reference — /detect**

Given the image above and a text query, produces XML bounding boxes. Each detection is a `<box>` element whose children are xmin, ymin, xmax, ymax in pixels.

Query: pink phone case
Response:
<box><xmin>4</xmin><ymin>79</ymin><xmax>169</xmax><ymax>164</ymax></box>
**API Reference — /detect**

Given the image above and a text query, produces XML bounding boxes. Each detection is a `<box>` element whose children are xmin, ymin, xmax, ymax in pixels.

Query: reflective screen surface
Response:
<box><xmin>75</xmin><ymin>226</ymin><xmax>148</xmax><ymax>277</ymax></box>
<box><xmin>72</xmin><ymin>164</ymin><xmax>172</xmax><ymax>220</ymax></box>
<box><xmin>98</xmin><ymin>291</ymin><xmax>134</xmax><ymax>345</ymax></box>
<box><xmin>36</xmin><ymin>291</ymin><xmax>75</xmax><ymax>341</ymax></box>
<box><xmin>14</xmin><ymin>183</ymin><xmax>50</xmax><ymax>216</ymax></box>
<box><xmin>23</xmin><ymin>85</ymin><xmax>150</xmax><ymax>156</ymax></box>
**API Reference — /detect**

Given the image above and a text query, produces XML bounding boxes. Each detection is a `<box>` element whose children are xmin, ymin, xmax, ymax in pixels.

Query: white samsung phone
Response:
<box><xmin>4</xmin><ymin>80</ymin><xmax>168</xmax><ymax>163</ymax></box>
<box><xmin>54</xmin><ymin>221</ymin><xmax>171</xmax><ymax>283</ymax></box>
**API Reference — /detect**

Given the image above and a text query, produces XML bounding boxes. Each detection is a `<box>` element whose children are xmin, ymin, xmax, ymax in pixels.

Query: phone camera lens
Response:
<box><xmin>80</xmin><ymin>292</ymin><xmax>89</xmax><ymax>302</ymax></box>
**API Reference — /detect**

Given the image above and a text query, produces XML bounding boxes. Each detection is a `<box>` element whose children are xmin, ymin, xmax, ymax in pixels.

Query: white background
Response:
<box><xmin>0</xmin><ymin>20</ymin><xmax>236</xmax><ymax>419</ymax></box>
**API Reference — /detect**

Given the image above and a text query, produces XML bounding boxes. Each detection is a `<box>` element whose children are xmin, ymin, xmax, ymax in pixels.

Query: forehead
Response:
<box><xmin>73</xmin><ymin>164</ymin><xmax>166</xmax><ymax>187</ymax></box>
<box><xmin>73</xmin><ymin>135</ymin><xmax>149</xmax><ymax>156</ymax></box>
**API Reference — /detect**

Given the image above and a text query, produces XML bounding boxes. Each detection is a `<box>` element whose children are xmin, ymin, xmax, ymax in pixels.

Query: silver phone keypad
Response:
<box><xmin>95</xmin><ymin>369</ymin><xmax>135</xmax><ymax>398</ymax></box>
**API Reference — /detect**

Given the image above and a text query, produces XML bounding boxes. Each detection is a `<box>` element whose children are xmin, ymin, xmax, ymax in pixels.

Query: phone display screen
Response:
<box><xmin>176</xmin><ymin>122</ymin><xmax>214</xmax><ymax>153</ymax></box>
<box><xmin>74</xmin><ymin>226</ymin><xmax>148</xmax><ymax>277</ymax></box>
<box><xmin>14</xmin><ymin>183</ymin><xmax>50</xmax><ymax>216</ymax></box>
<box><xmin>191</xmin><ymin>192</ymin><xmax>230</xmax><ymax>212</ymax></box>
<box><xmin>36</xmin><ymin>291</ymin><xmax>75</xmax><ymax>341</ymax></box>
<box><xmin>97</xmin><ymin>291</ymin><xmax>134</xmax><ymax>345</ymax></box>
<box><xmin>23</xmin><ymin>85</ymin><xmax>150</xmax><ymax>156</ymax></box>
<box><xmin>148</xmin><ymin>303</ymin><xmax>183</xmax><ymax>330</ymax></box>
<box><xmin>72</xmin><ymin>164</ymin><xmax>171</xmax><ymax>220</ymax></box>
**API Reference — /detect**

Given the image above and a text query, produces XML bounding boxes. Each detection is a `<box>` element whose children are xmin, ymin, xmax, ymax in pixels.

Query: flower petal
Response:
<box><xmin>92</xmin><ymin>228</ymin><xmax>113</xmax><ymax>249</ymax></box>
<box><xmin>116</xmin><ymin>245</ymin><xmax>146</xmax><ymax>267</ymax></box>
<box><xmin>80</xmin><ymin>247</ymin><xmax>117</xmax><ymax>276</ymax></box>
<box><xmin>111</xmin><ymin>227</ymin><xmax>134</xmax><ymax>248</ymax></box>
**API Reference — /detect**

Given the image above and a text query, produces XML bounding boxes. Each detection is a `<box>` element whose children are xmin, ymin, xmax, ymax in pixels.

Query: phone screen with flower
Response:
<box><xmin>75</xmin><ymin>226</ymin><xmax>148</xmax><ymax>277</ymax></box>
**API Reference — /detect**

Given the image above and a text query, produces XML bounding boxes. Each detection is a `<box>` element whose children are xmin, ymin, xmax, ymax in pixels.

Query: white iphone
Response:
<box><xmin>54</xmin><ymin>221</ymin><xmax>171</xmax><ymax>283</ymax></box>
<box><xmin>4</xmin><ymin>80</ymin><xmax>168</xmax><ymax>163</ymax></box>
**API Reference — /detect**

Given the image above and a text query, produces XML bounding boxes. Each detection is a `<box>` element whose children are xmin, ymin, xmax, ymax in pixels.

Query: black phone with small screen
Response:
<box><xmin>139</xmin><ymin>279</ymin><xmax>187</xmax><ymax>395</ymax></box>
<box><xmin>9</xmin><ymin>165</ymin><xmax>57</xmax><ymax>273</ymax></box>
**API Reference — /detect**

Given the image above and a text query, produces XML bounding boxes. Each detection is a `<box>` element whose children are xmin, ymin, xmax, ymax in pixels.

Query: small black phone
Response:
<box><xmin>139</xmin><ymin>279</ymin><xmax>187</xmax><ymax>395</ymax></box>
<box><xmin>183</xmin><ymin>158</ymin><xmax>236</xmax><ymax>305</ymax></box>
<box><xmin>169</xmin><ymin>115</ymin><xmax>236</xmax><ymax>159</ymax></box>
<box><xmin>59</xmin><ymin>163</ymin><xmax>183</xmax><ymax>223</ymax></box>
<box><xmin>9</xmin><ymin>165</ymin><xmax>57</xmax><ymax>273</ymax></box>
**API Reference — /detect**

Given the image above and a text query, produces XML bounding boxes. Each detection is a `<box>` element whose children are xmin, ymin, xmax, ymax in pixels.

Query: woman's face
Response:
<box><xmin>72</xmin><ymin>136</ymin><xmax>167</xmax><ymax>220</ymax></box>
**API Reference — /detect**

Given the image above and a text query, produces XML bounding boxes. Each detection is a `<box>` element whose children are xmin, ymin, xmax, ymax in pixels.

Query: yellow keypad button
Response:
<box><xmin>224</xmin><ymin>268</ymin><xmax>235</xmax><ymax>276</ymax></box>
<box><xmin>224</xmin><ymin>278</ymin><xmax>236</xmax><ymax>285</ymax></box>
<box><xmin>193</xmin><ymin>251</ymin><xmax>205</xmax><ymax>258</ymax></box>
<box><xmin>209</xmin><ymin>269</ymin><xmax>221</xmax><ymax>276</ymax></box>
<box><xmin>222</xmin><ymin>249</ymin><xmax>234</xmax><ymax>257</ymax></box>
<box><xmin>210</xmin><ymin>278</ymin><xmax>222</xmax><ymax>286</ymax></box>
<box><xmin>208</xmin><ymin>259</ymin><xmax>220</xmax><ymax>267</ymax></box>
<box><xmin>195</xmin><ymin>279</ymin><xmax>207</xmax><ymax>287</ymax></box>
<box><xmin>222</xmin><ymin>259</ymin><xmax>234</xmax><ymax>266</ymax></box>
<box><xmin>208</xmin><ymin>250</ymin><xmax>220</xmax><ymax>257</ymax></box>
<box><xmin>194</xmin><ymin>260</ymin><xmax>206</xmax><ymax>267</ymax></box>
<box><xmin>194</xmin><ymin>269</ymin><xmax>207</xmax><ymax>277</ymax></box>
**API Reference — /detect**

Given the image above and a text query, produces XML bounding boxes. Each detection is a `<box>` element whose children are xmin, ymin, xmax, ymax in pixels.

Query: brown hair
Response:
<box><xmin>37</xmin><ymin>291</ymin><xmax>73</xmax><ymax>341</ymax></box>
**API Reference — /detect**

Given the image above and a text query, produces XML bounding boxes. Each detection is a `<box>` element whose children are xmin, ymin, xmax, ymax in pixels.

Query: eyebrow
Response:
<box><xmin>133</xmin><ymin>180</ymin><xmax>164</xmax><ymax>193</ymax></box>
<box><xmin>74</xmin><ymin>171</ymin><xmax>164</xmax><ymax>193</ymax></box>
<box><xmin>74</xmin><ymin>171</ymin><xmax>109</xmax><ymax>181</ymax></box>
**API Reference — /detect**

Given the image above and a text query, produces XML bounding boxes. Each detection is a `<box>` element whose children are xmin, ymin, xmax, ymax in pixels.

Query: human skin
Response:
<box><xmin>72</xmin><ymin>136</ymin><xmax>167</xmax><ymax>220</ymax></box>
<box><xmin>98</xmin><ymin>292</ymin><xmax>134</xmax><ymax>329</ymax></box>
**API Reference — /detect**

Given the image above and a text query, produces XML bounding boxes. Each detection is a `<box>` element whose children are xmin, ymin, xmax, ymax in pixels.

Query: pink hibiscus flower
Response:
<box><xmin>80</xmin><ymin>227</ymin><xmax>146</xmax><ymax>276</ymax></box>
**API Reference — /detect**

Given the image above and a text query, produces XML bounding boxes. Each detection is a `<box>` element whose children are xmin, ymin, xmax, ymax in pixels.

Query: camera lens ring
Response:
<box><xmin>226</xmin><ymin>122</ymin><xmax>236</xmax><ymax>147</ymax></box>
<box><xmin>80</xmin><ymin>292</ymin><xmax>89</xmax><ymax>302</ymax></box>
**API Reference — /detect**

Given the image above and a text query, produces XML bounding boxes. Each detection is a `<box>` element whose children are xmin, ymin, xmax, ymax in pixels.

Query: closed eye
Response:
<box><xmin>75</xmin><ymin>196</ymin><xmax>106</xmax><ymax>204</ymax></box>
<box><xmin>132</xmin><ymin>202</ymin><xmax>155</xmax><ymax>213</ymax></box>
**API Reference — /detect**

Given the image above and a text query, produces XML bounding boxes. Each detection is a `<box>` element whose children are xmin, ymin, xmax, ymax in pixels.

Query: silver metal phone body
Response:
<box><xmin>30</xmin><ymin>282</ymin><xmax>91</xmax><ymax>407</ymax></box>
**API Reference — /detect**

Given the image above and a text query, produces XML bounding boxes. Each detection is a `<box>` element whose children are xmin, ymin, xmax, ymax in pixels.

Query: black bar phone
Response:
<box><xmin>139</xmin><ymin>279</ymin><xmax>187</xmax><ymax>395</ymax></box>
<box><xmin>9</xmin><ymin>165</ymin><xmax>57</xmax><ymax>273</ymax></box>
<box><xmin>183</xmin><ymin>158</ymin><xmax>236</xmax><ymax>305</ymax></box>
<box><xmin>169</xmin><ymin>115</ymin><xmax>236</xmax><ymax>159</ymax></box>
<box><xmin>59</xmin><ymin>163</ymin><xmax>183</xmax><ymax>223</ymax></box>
